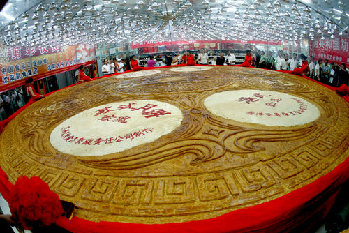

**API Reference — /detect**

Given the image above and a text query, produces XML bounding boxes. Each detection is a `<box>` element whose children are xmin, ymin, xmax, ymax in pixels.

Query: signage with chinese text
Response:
<box><xmin>309</xmin><ymin>37</ymin><xmax>349</xmax><ymax>65</ymax></box>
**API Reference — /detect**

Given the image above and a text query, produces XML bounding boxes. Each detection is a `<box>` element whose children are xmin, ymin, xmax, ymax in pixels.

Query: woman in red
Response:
<box><xmin>241</xmin><ymin>51</ymin><xmax>252</xmax><ymax>67</ymax></box>
<box><xmin>182</xmin><ymin>51</ymin><xmax>195</xmax><ymax>66</ymax></box>
<box><xmin>25</xmin><ymin>77</ymin><xmax>43</xmax><ymax>100</ymax></box>
<box><xmin>187</xmin><ymin>53</ymin><xmax>195</xmax><ymax>66</ymax></box>
<box><xmin>77</xmin><ymin>66</ymin><xmax>92</xmax><ymax>82</ymax></box>
<box><xmin>130</xmin><ymin>55</ymin><xmax>143</xmax><ymax>71</ymax></box>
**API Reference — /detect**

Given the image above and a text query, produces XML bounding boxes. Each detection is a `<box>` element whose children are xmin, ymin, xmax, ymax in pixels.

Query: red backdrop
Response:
<box><xmin>309</xmin><ymin>37</ymin><xmax>349</xmax><ymax>65</ymax></box>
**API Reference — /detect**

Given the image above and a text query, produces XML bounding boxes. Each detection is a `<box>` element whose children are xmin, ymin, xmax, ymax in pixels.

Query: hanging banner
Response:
<box><xmin>76</xmin><ymin>44</ymin><xmax>96</xmax><ymax>63</ymax></box>
<box><xmin>130</xmin><ymin>40</ymin><xmax>282</xmax><ymax>49</ymax></box>
<box><xmin>0</xmin><ymin>45</ymin><xmax>77</xmax><ymax>91</ymax></box>
<box><xmin>309</xmin><ymin>37</ymin><xmax>349</xmax><ymax>65</ymax></box>
<box><xmin>7</xmin><ymin>45</ymin><xmax>63</xmax><ymax>61</ymax></box>
<box><xmin>36</xmin><ymin>45</ymin><xmax>77</xmax><ymax>74</ymax></box>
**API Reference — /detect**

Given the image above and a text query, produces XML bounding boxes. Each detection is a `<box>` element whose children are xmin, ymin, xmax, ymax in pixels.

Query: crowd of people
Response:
<box><xmin>0</xmin><ymin>88</ymin><xmax>26</xmax><ymax>121</ymax></box>
<box><xmin>101</xmin><ymin>58</ymin><xmax>126</xmax><ymax>75</ymax></box>
<box><xmin>253</xmin><ymin>50</ymin><xmax>349</xmax><ymax>87</ymax></box>
<box><xmin>2</xmin><ymin>49</ymin><xmax>348</xmax><ymax>122</ymax></box>
<box><xmin>99</xmin><ymin>49</ymin><xmax>349</xmax><ymax>88</ymax></box>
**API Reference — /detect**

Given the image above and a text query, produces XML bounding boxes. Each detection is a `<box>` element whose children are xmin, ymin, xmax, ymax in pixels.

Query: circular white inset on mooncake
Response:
<box><xmin>50</xmin><ymin>100</ymin><xmax>183</xmax><ymax>156</ymax></box>
<box><xmin>170</xmin><ymin>66</ymin><xmax>212</xmax><ymax>72</ymax></box>
<box><xmin>115</xmin><ymin>70</ymin><xmax>161</xmax><ymax>78</ymax></box>
<box><xmin>204</xmin><ymin>90</ymin><xmax>320</xmax><ymax>126</ymax></box>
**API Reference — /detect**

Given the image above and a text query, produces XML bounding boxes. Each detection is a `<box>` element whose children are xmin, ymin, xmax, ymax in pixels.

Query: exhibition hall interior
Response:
<box><xmin>0</xmin><ymin>0</ymin><xmax>348</xmax><ymax>232</ymax></box>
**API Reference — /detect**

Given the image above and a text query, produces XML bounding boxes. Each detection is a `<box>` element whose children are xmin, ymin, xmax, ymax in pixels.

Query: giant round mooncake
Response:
<box><xmin>0</xmin><ymin>66</ymin><xmax>348</xmax><ymax>224</ymax></box>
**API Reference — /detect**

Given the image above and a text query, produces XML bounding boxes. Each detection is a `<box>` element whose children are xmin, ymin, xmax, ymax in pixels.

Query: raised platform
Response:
<box><xmin>0</xmin><ymin>66</ymin><xmax>348</xmax><ymax>232</ymax></box>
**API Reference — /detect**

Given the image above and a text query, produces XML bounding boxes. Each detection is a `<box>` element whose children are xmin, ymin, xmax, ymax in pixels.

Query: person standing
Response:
<box><xmin>281</xmin><ymin>54</ymin><xmax>288</xmax><ymax>70</ymax></box>
<box><xmin>255</xmin><ymin>51</ymin><xmax>261</xmax><ymax>68</ymax></box>
<box><xmin>198</xmin><ymin>49</ymin><xmax>209</xmax><ymax>65</ymax></box>
<box><xmin>209</xmin><ymin>51</ymin><xmax>216</xmax><ymax>65</ymax></box>
<box><xmin>147</xmin><ymin>56</ymin><xmax>155</xmax><ymax>67</ymax></box>
<box><xmin>109</xmin><ymin>58</ymin><xmax>115</xmax><ymax>74</ymax></box>
<box><xmin>130</xmin><ymin>55</ymin><xmax>143</xmax><ymax>71</ymax></box>
<box><xmin>187</xmin><ymin>52</ymin><xmax>195</xmax><ymax>66</ymax></box>
<box><xmin>0</xmin><ymin>95</ymin><xmax>6</xmax><ymax>121</ymax></box>
<box><xmin>266</xmin><ymin>52</ymin><xmax>275</xmax><ymax>69</ymax></box>
<box><xmin>225</xmin><ymin>51</ymin><xmax>236</xmax><ymax>65</ymax></box>
<box><xmin>241</xmin><ymin>51</ymin><xmax>252</xmax><ymax>67</ymax></box>
<box><xmin>216</xmin><ymin>53</ymin><xmax>225</xmax><ymax>66</ymax></box>
<box><xmin>328</xmin><ymin>63</ymin><xmax>339</xmax><ymax>86</ymax></box>
<box><xmin>181</xmin><ymin>52</ymin><xmax>188</xmax><ymax>64</ymax></box>
<box><xmin>289</xmin><ymin>54</ymin><xmax>298</xmax><ymax>71</ymax></box>
<box><xmin>113</xmin><ymin>58</ymin><xmax>119</xmax><ymax>74</ymax></box>
<box><xmin>337</xmin><ymin>63</ymin><xmax>349</xmax><ymax>87</ymax></box>
<box><xmin>117</xmin><ymin>59</ymin><xmax>124</xmax><ymax>73</ymax></box>
<box><xmin>172</xmin><ymin>54</ymin><xmax>180</xmax><ymax>66</ymax></box>
<box><xmin>182</xmin><ymin>51</ymin><xmax>195</xmax><ymax>66</ymax></box>
<box><xmin>165</xmin><ymin>54</ymin><xmax>173</xmax><ymax>66</ymax></box>
<box><xmin>15</xmin><ymin>88</ymin><xmax>24</xmax><ymax>109</ymax></box>
<box><xmin>259</xmin><ymin>51</ymin><xmax>267</xmax><ymax>68</ymax></box>
<box><xmin>275</xmin><ymin>52</ymin><xmax>282</xmax><ymax>70</ymax></box>
<box><xmin>298</xmin><ymin>55</ymin><xmax>303</xmax><ymax>68</ymax></box>
<box><xmin>321</xmin><ymin>59</ymin><xmax>330</xmax><ymax>84</ymax></box>
<box><xmin>25</xmin><ymin>77</ymin><xmax>43</xmax><ymax>100</ymax></box>
<box><xmin>314</xmin><ymin>60</ymin><xmax>321</xmax><ymax>81</ymax></box>
<box><xmin>102</xmin><ymin>59</ymin><xmax>111</xmax><ymax>75</ymax></box>
<box><xmin>308</xmin><ymin>58</ymin><xmax>315</xmax><ymax>78</ymax></box>
<box><xmin>2</xmin><ymin>94</ymin><xmax>11</xmax><ymax>117</ymax></box>
<box><xmin>10</xmin><ymin>91</ymin><xmax>18</xmax><ymax>113</ymax></box>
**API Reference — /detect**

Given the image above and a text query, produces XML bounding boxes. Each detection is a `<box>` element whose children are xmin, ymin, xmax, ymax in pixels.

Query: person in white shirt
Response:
<box><xmin>102</xmin><ymin>59</ymin><xmax>111</xmax><ymax>75</ymax></box>
<box><xmin>314</xmin><ymin>60</ymin><xmax>321</xmax><ymax>81</ymax></box>
<box><xmin>280</xmin><ymin>54</ymin><xmax>287</xmax><ymax>70</ymax></box>
<box><xmin>109</xmin><ymin>59</ymin><xmax>115</xmax><ymax>74</ymax></box>
<box><xmin>117</xmin><ymin>59</ymin><xmax>125</xmax><ymax>73</ymax></box>
<box><xmin>225</xmin><ymin>51</ymin><xmax>236</xmax><ymax>65</ymax></box>
<box><xmin>298</xmin><ymin>56</ymin><xmax>303</xmax><ymax>68</ymax></box>
<box><xmin>275</xmin><ymin>52</ymin><xmax>282</xmax><ymax>70</ymax></box>
<box><xmin>284</xmin><ymin>54</ymin><xmax>290</xmax><ymax>70</ymax></box>
<box><xmin>198</xmin><ymin>49</ymin><xmax>208</xmax><ymax>65</ymax></box>
<box><xmin>112</xmin><ymin>58</ymin><xmax>119</xmax><ymax>73</ymax></box>
<box><xmin>107</xmin><ymin>59</ymin><xmax>114</xmax><ymax>74</ymax></box>
<box><xmin>308</xmin><ymin>58</ymin><xmax>315</xmax><ymax>78</ymax></box>
<box><xmin>289</xmin><ymin>54</ymin><xmax>298</xmax><ymax>71</ymax></box>
<box><xmin>172</xmin><ymin>54</ymin><xmax>180</xmax><ymax>66</ymax></box>
<box><xmin>208</xmin><ymin>51</ymin><xmax>216</xmax><ymax>65</ymax></box>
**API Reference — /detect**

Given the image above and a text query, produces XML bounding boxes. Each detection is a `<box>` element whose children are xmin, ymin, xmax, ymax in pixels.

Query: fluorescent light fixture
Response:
<box><xmin>1</xmin><ymin>3</ymin><xmax>12</xmax><ymax>13</ymax></box>
<box><xmin>0</xmin><ymin>2</ymin><xmax>15</xmax><ymax>21</ymax></box>
<box><xmin>333</xmin><ymin>9</ymin><xmax>343</xmax><ymax>14</ymax></box>
<box><xmin>0</xmin><ymin>12</ymin><xmax>15</xmax><ymax>21</ymax></box>
<box><xmin>226</xmin><ymin>7</ymin><xmax>237</xmax><ymax>12</ymax></box>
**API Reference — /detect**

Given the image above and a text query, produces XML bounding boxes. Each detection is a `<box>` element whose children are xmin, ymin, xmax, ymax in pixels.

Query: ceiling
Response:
<box><xmin>0</xmin><ymin>0</ymin><xmax>348</xmax><ymax>48</ymax></box>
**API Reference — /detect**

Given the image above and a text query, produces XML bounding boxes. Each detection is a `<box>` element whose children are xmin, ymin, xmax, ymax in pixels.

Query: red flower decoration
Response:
<box><xmin>8</xmin><ymin>176</ymin><xmax>64</xmax><ymax>230</ymax></box>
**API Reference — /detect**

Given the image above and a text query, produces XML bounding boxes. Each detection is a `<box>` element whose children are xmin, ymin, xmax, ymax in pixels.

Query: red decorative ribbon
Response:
<box><xmin>8</xmin><ymin>176</ymin><xmax>64</xmax><ymax>230</ymax></box>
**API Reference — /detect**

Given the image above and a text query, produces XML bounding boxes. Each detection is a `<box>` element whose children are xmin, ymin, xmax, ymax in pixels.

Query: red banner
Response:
<box><xmin>309</xmin><ymin>37</ymin><xmax>349</xmax><ymax>65</ymax></box>
<box><xmin>131</xmin><ymin>40</ymin><xmax>281</xmax><ymax>49</ymax></box>
<box><xmin>8</xmin><ymin>46</ymin><xmax>63</xmax><ymax>61</ymax></box>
